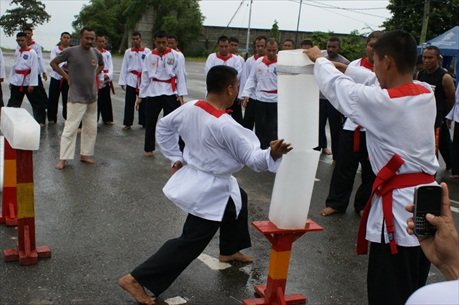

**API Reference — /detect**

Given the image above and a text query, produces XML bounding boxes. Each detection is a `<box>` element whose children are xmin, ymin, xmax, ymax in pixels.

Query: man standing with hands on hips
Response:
<box><xmin>51</xmin><ymin>27</ymin><xmax>104</xmax><ymax>170</ymax></box>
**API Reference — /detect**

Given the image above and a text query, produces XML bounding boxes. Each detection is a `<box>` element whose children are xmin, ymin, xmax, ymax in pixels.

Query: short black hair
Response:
<box><xmin>424</xmin><ymin>45</ymin><xmax>441</xmax><ymax>57</ymax></box>
<box><xmin>132</xmin><ymin>31</ymin><xmax>142</xmax><ymax>38</ymax></box>
<box><xmin>154</xmin><ymin>31</ymin><xmax>168</xmax><ymax>39</ymax></box>
<box><xmin>22</xmin><ymin>25</ymin><xmax>33</xmax><ymax>32</ymax></box>
<box><xmin>16</xmin><ymin>32</ymin><xmax>27</xmax><ymax>38</ymax></box>
<box><xmin>96</xmin><ymin>33</ymin><xmax>106</xmax><ymax>39</ymax></box>
<box><xmin>80</xmin><ymin>27</ymin><xmax>94</xmax><ymax>35</ymax></box>
<box><xmin>206</xmin><ymin>65</ymin><xmax>238</xmax><ymax>94</ymax></box>
<box><xmin>217</xmin><ymin>35</ymin><xmax>229</xmax><ymax>44</ymax></box>
<box><xmin>267</xmin><ymin>38</ymin><xmax>278</xmax><ymax>47</ymax></box>
<box><xmin>229</xmin><ymin>36</ymin><xmax>239</xmax><ymax>44</ymax></box>
<box><xmin>255</xmin><ymin>35</ymin><xmax>267</xmax><ymax>43</ymax></box>
<box><xmin>167</xmin><ymin>35</ymin><xmax>178</xmax><ymax>41</ymax></box>
<box><xmin>283</xmin><ymin>38</ymin><xmax>294</xmax><ymax>44</ymax></box>
<box><xmin>61</xmin><ymin>32</ymin><xmax>71</xmax><ymax>38</ymax></box>
<box><xmin>300</xmin><ymin>39</ymin><xmax>313</xmax><ymax>47</ymax></box>
<box><xmin>373</xmin><ymin>30</ymin><xmax>418</xmax><ymax>74</ymax></box>
<box><xmin>328</xmin><ymin>36</ymin><xmax>341</xmax><ymax>46</ymax></box>
<box><xmin>367</xmin><ymin>31</ymin><xmax>383</xmax><ymax>43</ymax></box>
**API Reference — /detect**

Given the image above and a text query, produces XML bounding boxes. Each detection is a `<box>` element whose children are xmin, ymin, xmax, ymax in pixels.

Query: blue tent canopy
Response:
<box><xmin>419</xmin><ymin>26</ymin><xmax>459</xmax><ymax>84</ymax></box>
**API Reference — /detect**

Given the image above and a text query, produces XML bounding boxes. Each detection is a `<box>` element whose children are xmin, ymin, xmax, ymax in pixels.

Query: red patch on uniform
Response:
<box><xmin>387</xmin><ymin>83</ymin><xmax>431</xmax><ymax>99</ymax></box>
<box><xmin>195</xmin><ymin>100</ymin><xmax>226</xmax><ymax>118</ymax></box>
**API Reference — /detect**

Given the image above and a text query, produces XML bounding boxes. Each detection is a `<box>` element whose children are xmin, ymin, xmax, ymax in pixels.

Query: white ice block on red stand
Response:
<box><xmin>268</xmin><ymin>49</ymin><xmax>320</xmax><ymax>229</ymax></box>
<box><xmin>1</xmin><ymin>107</ymin><xmax>40</xmax><ymax>151</ymax></box>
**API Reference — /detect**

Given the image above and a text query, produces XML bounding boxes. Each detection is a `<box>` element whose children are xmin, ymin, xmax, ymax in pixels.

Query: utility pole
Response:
<box><xmin>295</xmin><ymin>0</ymin><xmax>303</xmax><ymax>47</ymax></box>
<box><xmin>420</xmin><ymin>0</ymin><xmax>431</xmax><ymax>43</ymax></box>
<box><xmin>245</xmin><ymin>0</ymin><xmax>253</xmax><ymax>56</ymax></box>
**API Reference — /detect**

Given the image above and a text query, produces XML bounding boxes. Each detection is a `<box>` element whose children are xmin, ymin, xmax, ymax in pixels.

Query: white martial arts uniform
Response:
<box><xmin>118</xmin><ymin>47</ymin><xmax>151</xmax><ymax>89</ymax></box>
<box><xmin>9</xmin><ymin>48</ymin><xmax>39</xmax><ymax>87</ymax></box>
<box><xmin>314</xmin><ymin>57</ymin><xmax>439</xmax><ymax>246</ymax></box>
<box><xmin>97</xmin><ymin>49</ymin><xmax>114</xmax><ymax>89</ymax></box>
<box><xmin>156</xmin><ymin>100</ymin><xmax>281</xmax><ymax>221</ymax></box>
<box><xmin>204</xmin><ymin>53</ymin><xmax>243</xmax><ymax>78</ymax></box>
<box><xmin>239</xmin><ymin>54</ymin><xmax>261</xmax><ymax>99</ymax></box>
<box><xmin>405</xmin><ymin>279</ymin><xmax>459</xmax><ymax>305</ymax></box>
<box><xmin>241</xmin><ymin>56</ymin><xmax>278</xmax><ymax>103</ymax></box>
<box><xmin>49</xmin><ymin>46</ymin><xmax>67</xmax><ymax>81</ymax></box>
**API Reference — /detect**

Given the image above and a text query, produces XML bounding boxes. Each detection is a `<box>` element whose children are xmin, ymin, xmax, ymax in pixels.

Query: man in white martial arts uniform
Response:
<box><xmin>241</xmin><ymin>38</ymin><xmax>278</xmax><ymax>149</ymax></box>
<box><xmin>306</xmin><ymin>30</ymin><xmax>439</xmax><ymax>305</ymax></box>
<box><xmin>205</xmin><ymin>35</ymin><xmax>243</xmax><ymax>123</ymax></box>
<box><xmin>119</xmin><ymin>31</ymin><xmax>150</xmax><ymax>130</ymax></box>
<box><xmin>139</xmin><ymin>31</ymin><xmax>187</xmax><ymax>157</ymax></box>
<box><xmin>0</xmin><ymin>48</ymin><xmax>6</xmax><ymax>107</ymax></box>
<box><xmin>239</xmin><ymin>35</ymin><xmax>267</xmax><ymax>130</ymax></box>
<box><xmin>118</xmin><ymin>65</ymin><xmax>292</xmax><ymax>305</ymax></box>
<box><xmin>96</xmin><ymin>34</ymin><xmax>114</xmax><ymax>125</ymax></box>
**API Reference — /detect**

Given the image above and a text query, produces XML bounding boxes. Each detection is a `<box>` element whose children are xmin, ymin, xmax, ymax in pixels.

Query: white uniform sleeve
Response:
<box><xmin>35</xmin><ymin>46</ymin><xmax>47</xmax><ymax>74</ymax></box>
<box><xmin>156</xmin><ymin>106</ymin><xmax>185</xmax><ymax>165</ymax></box>
<box><xmin>204</xmin><ymin>54</ymin><xmax>214</xmax><ymax>77</ymax></box>
<box><xmin>29</xmin><ymin>52</ymin><xmax>39</xmax><ymax>86</ymax></box>
<box><xmin>118</xmin><ymin>50</ymin><xmax>129</xmax><ymax>86</ymax></box>
<box><xmin>174</xmin><ymin>52</ymin><xmax>187</xmax><ymax>96</ymax></box>
<box><xmin>241</xmin><ymin>62</ymin><xmax>257</xmax><ymax>98</ymax></box>
<box><xmin>139</xmin><ymin>54</ymin><xmax>150</xmax><ymax>98</ymax></box>
<box><xmin>107</xmin><ymin>53</ymin><xmax>114</xmax><ymax>81</ymax></box>
<box><xmin>221</xmin><ymin>123</ymin><xmax>281</xmax><ymax>173</ymax></box>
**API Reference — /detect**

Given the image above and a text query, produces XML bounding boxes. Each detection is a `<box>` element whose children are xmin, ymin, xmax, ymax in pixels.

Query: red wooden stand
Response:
<box><xmin>243</xmin><ymin>220</ymin><xmax>323</xmax><ymax>305</ymax></box>
<box><xmin>1</xmin><ymin>139</ymin><xmax>18</xmax><ymax>226</ymax></box>
<box><xmin>3</xmin><ymin>149</ymin><xmax>51</xmax><ymax>265</ymax></box>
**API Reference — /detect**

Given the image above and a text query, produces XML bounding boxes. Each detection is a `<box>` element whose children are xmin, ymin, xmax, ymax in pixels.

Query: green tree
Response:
<box><xmin>341</xmin><ymin>31</ymin><xmax>366</xmax><ymax>61</ymax></box>
<box><xmin>383</xmin><ymin>0</ymin><xmax>459</xmax><ymax>42</ymax></box>
<box><xmin>0</xmin><ymin>0</ymin><xmax>50</xmax><ymax>36</ymax></box>
<box><xmin>270</xmin><ymin>20</ymin><xmax>280</xmax><ymax>41</ymax></box>
<box><xmin>73</xmin><ymin>0</ymin><xmax>203</xmax><ymax>52</ymax></box>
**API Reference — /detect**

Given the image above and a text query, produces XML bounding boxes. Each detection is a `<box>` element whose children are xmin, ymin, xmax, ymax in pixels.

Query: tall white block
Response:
<box><xmin>268</xmin><ymin>50</ymin><xmax>320</xmax><ymax>229</ymax></box>
<box><xmin>0</xmin><ymin>108</ymin><xmax>40</xmax><ymax>151</ymax></box>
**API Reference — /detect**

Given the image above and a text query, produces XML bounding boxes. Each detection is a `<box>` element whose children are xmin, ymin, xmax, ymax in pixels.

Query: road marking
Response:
<box><xmin>198</xmin><ymin>253</ymin><xmax>232</xmax><ymax>270</ymax></box>
<box><xmin>164</xmin><ymin>296</ymin><xmax>187</xmax><ymax>305</ymax></box>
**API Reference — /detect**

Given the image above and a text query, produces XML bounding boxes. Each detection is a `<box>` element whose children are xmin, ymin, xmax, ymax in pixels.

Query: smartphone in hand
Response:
<box><xmin>413</xmin><ymin>184</ymin><xmax>442</xmax><ymax>236</ymax></box>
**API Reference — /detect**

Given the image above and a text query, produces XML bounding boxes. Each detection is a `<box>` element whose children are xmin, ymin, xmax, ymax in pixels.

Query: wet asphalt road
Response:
<box><xmin>0</xmin><ymin>52</ymin><xmax>458</xmax><ymax>305</ymax></box>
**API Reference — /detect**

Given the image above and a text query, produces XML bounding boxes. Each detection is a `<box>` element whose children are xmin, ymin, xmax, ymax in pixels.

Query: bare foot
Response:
<box><xmin>80</xmin><ymin>155</ymin><xmax>95</xmax><ymax>164</ymax></box>
<box><xmin>320</xmin><ymin>207</ymin><xmax>340</xmax><ymax>216</ymax></box>
<box><xmin>55</xmin><ymin>160</ymin><xmax>66</xmax><ymax>170</ymax></box>
<box><xmin>122</xmin><ymin>125</ymin><xmax>131</xmax><ymax>130</ymax></box>
<box><xmin>144</xmin><ymin>151</ymin><xmax>154</xmax><ymax>158</ymax></box>
<box><xmin>322</xmin><ymin>148</ymin><xmax>332</xmax><ymax>155</ymax></box>
<box><xmin>219</xmin><ymin>251</ymin><xmax>253</xmax><ymax>263</ymax></box>
<box><xmin>118</xmin><ymin>274</ymin><xmax>155</xmax><ymax>305</ymax></box>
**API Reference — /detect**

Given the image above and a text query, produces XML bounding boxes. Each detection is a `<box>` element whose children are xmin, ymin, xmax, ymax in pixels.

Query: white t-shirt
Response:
<box><xmin>405</xmin><ymin>279</ymin><xmax>459</xmax><ymax>304</ymax></box>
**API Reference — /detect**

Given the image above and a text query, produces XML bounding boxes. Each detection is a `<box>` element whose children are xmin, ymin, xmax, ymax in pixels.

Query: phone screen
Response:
<box><xmin>414</xmin><ymin>185</ymin><xmax>442</xmax><ymax>236</ymax></box>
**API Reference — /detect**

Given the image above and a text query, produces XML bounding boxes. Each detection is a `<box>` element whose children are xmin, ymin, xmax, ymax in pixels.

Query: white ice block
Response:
<box><xmin>269</xmin><ymin>151</ymin><xmax>320</xmax><ymax>229</ymax></box>
<box><xmin>268</xmin><ymin>49</ymin><xmax>320</xmax><ymax>229</ymax></box>
<box><xmin>0</xmin><ymin>108</ymin><xmax>40</xmax><ymax>151</ymax></box>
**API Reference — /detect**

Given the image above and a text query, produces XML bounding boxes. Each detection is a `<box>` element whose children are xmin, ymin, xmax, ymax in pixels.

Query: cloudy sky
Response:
<box><xmin>0</xmin><ymin>0</ymin><xmax>391</xmax><ymax>50</ymax></box>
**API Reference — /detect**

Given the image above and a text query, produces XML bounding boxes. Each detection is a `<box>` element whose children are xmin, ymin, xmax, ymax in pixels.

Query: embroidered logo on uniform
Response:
<box><xmin>151</xmin><ymin>61</ymin><xmax>157</xmax><ymax>68</ymax></box>
<box><xmin>167</xmin><ymin>58</ymin><xmax>175</xmax><ymax>65</ymax></box>
<box><xmin>23</xmin><ymin>54</ymin><xmax>29</xmax><ymax>60</ymax></box>
<box><xmin>273</xmin><ymin>67</ymin><xmax>277</xmax><ymax>75</ymax></box>
<box><xmin>142</xmin><ymin>54</ymin><xmax>146</xmax><ymax>60</ymax></box>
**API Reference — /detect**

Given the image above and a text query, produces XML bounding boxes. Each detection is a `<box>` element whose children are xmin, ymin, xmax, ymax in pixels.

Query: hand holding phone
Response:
<box><xmin>413</xmin><ymin>184</ymin><xmax>442</xmax><ymax>236</ymax></box>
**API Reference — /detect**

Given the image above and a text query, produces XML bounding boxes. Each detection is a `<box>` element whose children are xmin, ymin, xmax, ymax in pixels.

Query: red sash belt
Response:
<box><xmin>353</xmin><ymin>125</ymin><xmax>362</xmax><ymax>153</ymax></box>
<box><xmin>100</xmin><ymin>69</ymin><xmax>115</xmax><ymax>94</ymax></box>
<box><xmin>16</xmin><ymin>69</ymin><xmax>31</xmax><ymax>92</ymax></box>
<box><xmin>261</xmin><ymin>89</ymin><xmax>278</xmax><ymax>94</ymax></box>
<box><xmin>130</xmin><ymin>70</ymin><xmax>142</xmax><ymax>94</ymax></box>
<box><xmin>152</xmin><ymin>76</ymin><xmax>177</xmax><ymax>92</ymax></box>
<box><xmin>357</xmin><ymin>154</ymin><xmax>435</xmax><ymax>255</ymax></box>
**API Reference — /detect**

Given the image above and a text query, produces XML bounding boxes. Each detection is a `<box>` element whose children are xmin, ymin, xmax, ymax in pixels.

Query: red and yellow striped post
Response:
<box><xmin>1</xmin><ymin>138</ymin><xmax>18</xmax><ymax>226</ymax></box>
<box><xmin>3</xmin><ymin>149</ymin><xmax>51</xmax><ymax>265</ymax></box>
<box><xmin>243</xmin><ymin>220</ymin><xmax>323</xmax><ymax>305</ymax></box>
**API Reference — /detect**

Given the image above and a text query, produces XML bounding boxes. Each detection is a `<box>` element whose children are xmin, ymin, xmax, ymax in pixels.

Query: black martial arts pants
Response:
<box><xmin>367</xmin><ymin>242</ymin><xmax>430</xmax><ymax>305</ymax></box>
<box><xmin>318</xmin><ymin>98</ymin><xmax>344</xmax><ymax>159</ymax></box>
<box><xmin>144</xmin><ymin>95</ymin><xmax>180</xmax><ymax>152</ymax></box>
<box><xmin>255</xmin><ymin>100</ymin><xmax>277</xmax><ymax>149</ymax></box>
<box><xmin>227</xmin><ymin>98</ymin><xmax>243</xmax><ymax>125</ymax></box>
<box><xmin>36</xmin><ymin>76</ymin><xmax>48</xmax><ymax>109</ymax></box>
<box><xmin>47</xmin><ymin>77</ymin><xmax>69</xmax><ymax>122</ymax></box>
<box><xmin>97</xmin><ymin>85</ymin><xmax>114</xmax><ymax>123</ymax></box>
<box><xmin>325</xmin><ymin>130</ymin><xmax>375</xmax><ymax>213</ymax></box>
<box><xmin>7</xmin><ymin>85</ymin><xmax>46</xmax><ymax>124</ymax></box>
<box><xmin>131</xmin><ymin>189</ymin><xmax>250</xmax><ymax>297</ymax></box>
<box><xmin>0</xmin><ymin>84</ymin><xmax>3</xmax><ymax>107</ymax></box>
<box><xmin>242</xmin><ymin>98</ymin><xmax>257</xmax><ymax>131</ymax></box>
<box><xmin>123</xmin><ymin>85</ymin><xmax>145</xmax><ymax>127</ymax></box>
<box><xmin>438</xmin><ymin>122</ymin><xmax>453</xmax><ymax>170</ymax></box>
